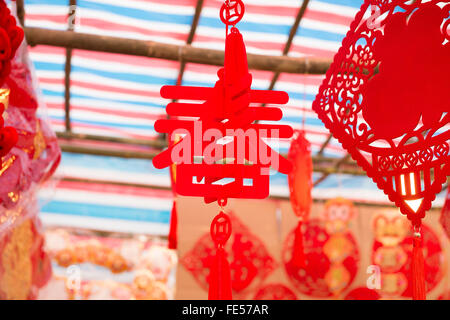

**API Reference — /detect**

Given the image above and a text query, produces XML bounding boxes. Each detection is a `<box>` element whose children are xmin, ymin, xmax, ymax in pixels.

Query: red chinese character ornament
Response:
<box><xmin>0</xmin><ymin>1</ymin><xmax>23</xmax><ymax>160</ymax></box>
<box><xmin>152</xmin><ymin>0</ymin><xmax>293</xmax><ymax>300</ymax></box>
<box><xmin>312</xmin><ymin>0</ymin><xmax>450</xmax><ymax>300</ymax></box>
<box><xmin>287</xmin><ymin>130</ymin><xmax>313</xmax><ymax>268</ymax></box>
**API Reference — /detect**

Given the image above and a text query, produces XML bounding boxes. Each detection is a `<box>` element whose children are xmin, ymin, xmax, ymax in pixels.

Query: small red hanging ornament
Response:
<box><xmin>167</xmin><ymin>135</ymin><xmax>180</xmax><ymax>250</ymax></box>
<box><xmin>440</xmin><ymin>187</ymin><xmax>450</xmax><ymax>239</ymax></box>
<box><xmin>0</xmin><ymin>0</ymin><xmax>23</xmax><ymax>160</ymax></box>
<box><xmin>152</xmin><ymin>0</ymin><xmax>293</xmax><ymax>300</ymax></box>
<box><xmin>312</xmin><ymin>0</ymin><xmax>450</xmax><ymax>300</ymax></box>
<box><xmin>287</xmin><ymin>130</ymin><xmax>312</xmax><ymax>268</ymax></box>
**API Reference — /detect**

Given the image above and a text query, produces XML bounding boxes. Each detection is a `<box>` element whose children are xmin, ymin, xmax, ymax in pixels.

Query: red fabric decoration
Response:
<box><xmin>181</xmin><ymin>211</ymin><xmax>276</xmax><ymax>299</ymax></box>
<box><xmin>0</xmin><ymin>1</ymin><xmax>23</xmax><ymax>160</ymax></box>
<box><xmin>344</xmin><ymin>287</ymin><xmax>380</xmax><ymax>300</ymax></box>
<box><xmin>208</xmin><ymin>246</ymin><xmax>232</xmax><ymax>300</ymax></box>
<box><xmin>0</xmin><ymin>126</ymin><xmax>17</xmax><ymax>157</ymax></box>
<box><xmin>168</xmin><ymin>201</ymin><xmax>177</xmax><ymax>250</ymax></box>
<box><xmin>290</xmin><ymin>221</ymin><xmax>306</xmax><ymax>268</ymax></box>
<box><xmin>152</xmin><ymin>16</ymin><xmax>292</xmax><ymax>202</ymax></box>
<box><xmin>287</xmin><ymin>130</ymin><xmax>312</xmax><ymax>268</ymax></box>
<box><xmin>208</xmin><ymin>211</ymin><xmax>233</xmax><ymax>300</ymax></box>
<box><xmin>312</xmin><ymin>0</ymin><xmax>450</xmax><ymax>299</ymax></box>
<box><xmin>411</xmin><ymin>234</ymin><xmax>426</xmax><ymax>300</ymax></box>
<box><xmin>439</xmin><ymin>188</ymin><xmax>450</xmax><ymax>239</ymax></box>
<box><xmin>152</xmin><ymin>0</ymin><xmax>292</xmax><ymax>300</ymax></box>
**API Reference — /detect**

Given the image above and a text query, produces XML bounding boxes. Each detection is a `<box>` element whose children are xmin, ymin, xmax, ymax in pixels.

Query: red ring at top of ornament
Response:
<box><xmin>220</xmin><ymin>0</ymin><xmax>245</xmax><ymax>26</ymax></box>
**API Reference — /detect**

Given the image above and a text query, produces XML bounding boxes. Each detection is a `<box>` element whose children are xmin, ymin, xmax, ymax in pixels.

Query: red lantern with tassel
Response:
<box><xmin>152</xmin><ymin>0</ymin><xmax>293</xmax><ymax>300</ymax></box>
<box><xmin>312</xmin><ymin>0</ymin><xmax>450</xmax><ymax>300</ymax></box>
<box><xmin>287</xmin><ymin>130</ymin><xmax>312</xmax><ymax>268</ymax></box>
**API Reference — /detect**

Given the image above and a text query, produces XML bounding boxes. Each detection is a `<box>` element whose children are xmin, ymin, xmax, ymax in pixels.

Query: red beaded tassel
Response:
<box><xmin>167</xmin><ymin>200</ymin><xmax>178</xmax><ymax>250</ymax></box>
<box><xmin>208</xmin><ymin>204</ymin><xmax>232</xmax><ymax>300</ymax></box>
<box><xmin>411</xmin><ymin>227</ymin><xmax>426</xmax><ymax>300</ymax></box>
<box><xmin>290</xmin><ymin>220</ymin><xmax>306</xmax><ymax>268</ymax></box>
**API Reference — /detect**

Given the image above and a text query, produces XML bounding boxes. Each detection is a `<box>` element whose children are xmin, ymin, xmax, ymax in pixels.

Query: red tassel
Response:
<box><xmin>168</xmin><ymin>201</ymin><xmax>178</xmax><ymax>250</ymax></box>
<box><xmin>208</xmin><ymin>247</ymin><xmax>232</xmax><ymax>300</ymax></box>
<box><xmin>291</xmin><ymin>220</ymin><xmax>306</xmax><ymax>268</ymax></box>
<box><xmin>411</xmin><ymin>233</ymin><xmax>426</xmax><ymax>300</ymax></box>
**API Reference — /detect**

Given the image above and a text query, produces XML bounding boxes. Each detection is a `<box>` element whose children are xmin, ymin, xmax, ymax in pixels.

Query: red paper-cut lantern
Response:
<box><xmin>0</xmin><ymin>1</ymin><xmax>23</xmax><ymax>160</ymax></box>
<box><xmin>152</xmin><ymin>0</ymin><xmax>292</xmax><ymax>300</ymax></box>
<box><xmin>287</xmin><ymin>130</ymin><xmax>313</xmax><ymax>268</ymax></box>
<box><xmin>312</xmin><ymin>0</ymin><xmax>450</xmax><ymax>300</ymax></box>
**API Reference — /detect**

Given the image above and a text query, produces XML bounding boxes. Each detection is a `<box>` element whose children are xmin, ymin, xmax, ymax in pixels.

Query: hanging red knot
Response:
<box><xmin>208</xmin><ymin>207</ymin><xmax>233</xmax><ymax>300</ymax></box>
<box><xmin>411</xmin><ymin>225</ymin><xmax>426</xmax><ymax>300</ymax></box>
<box><xmin>287</xmin><ymin>130</ymin><xmax>312</xmax><ymax>269</ymax></box>
<box><xmin>220</xmin><ymin>0</ymin><xmax>245</xmax><ymax>27</ymax></box>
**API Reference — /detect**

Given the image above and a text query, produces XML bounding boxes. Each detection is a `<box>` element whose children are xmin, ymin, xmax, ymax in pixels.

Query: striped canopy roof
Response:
<box><xmin>19</xmin><ymin>0</ymin><xmax>446</xmax><ymax>234</ymax></box>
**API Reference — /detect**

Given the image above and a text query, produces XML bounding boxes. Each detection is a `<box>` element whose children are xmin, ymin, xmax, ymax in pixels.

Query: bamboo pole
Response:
<box><xmin>24</xmin><ymin>27</ymin><xmax>332</xmax><ymax>74</ymax></box>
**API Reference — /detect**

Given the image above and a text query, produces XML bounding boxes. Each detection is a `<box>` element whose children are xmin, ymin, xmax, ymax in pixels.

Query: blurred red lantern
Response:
<box><xmin>287</xmin><ymin>130</ymin><xmax>312</xmax><ymax>268</ymax></box>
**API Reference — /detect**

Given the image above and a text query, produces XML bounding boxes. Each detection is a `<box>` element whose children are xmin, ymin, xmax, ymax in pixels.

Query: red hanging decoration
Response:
<box><xmin>287</xmin><ymin>130</ymin><xmax>312</xmax><ymax>268</ymax></box>
<box><xmin>312</xmin><ymin>0</ymin><xmax>450</xmax><ymax>300</ymax></box>
<box><xmin>208</xmin><ymin>210</ymin><xmax>233</xmax><ymax>300</ymax></box>
<box><xmin>411</xmin><ymin>229</ymin><xmax>426</xmax><ymax>300</ymax></box>
<box><xmin>0</xmin><ymin>1</ymin><xmax>23</xmax><ymax>160</ymax></box>
<box><xmin>152</xmin><ymin>3</ymin><xmax>292</xmax><ymax>202</ymax></box>
<box><xmin>180</xmin><ymin>211</ymin><xmax>276</xmax><ymax>299</ymax></box>
<box><xmin>152</xmin><ymin>0</ymin><xmax>292</xmax><ymax>300</ymax></box>
<box><xmin>439</xmin><ymin>188</ymin><xmax>450</xmax><ymax>239</ymax></box>
<box><xmin>167</xmin><ymin>135</ymin><xmax>179</xmax><ymax>250</ymax></box>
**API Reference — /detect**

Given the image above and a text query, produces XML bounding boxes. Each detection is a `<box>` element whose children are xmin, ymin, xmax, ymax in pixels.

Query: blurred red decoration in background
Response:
<box><xmin>254</xmin><ymin>284</ymin><xmax>297</xmax><ymax>300</ymax></box>
<box><xmin>287</xmin><ymin>130</ymin><xmax>313</xmax><ymax>268</ymax></box>
<box><xmin>312</xmin><ymin>0</ymin><xmax>450</xmax><ymax>299</ymax></box>
<box><xmin>181</xmin><ymin>211</ymin><xmax>276</xmax><ymax>299</ymax></box>
<box><xmin>283</xmin><ymin>216</ymin><xmax>359</xmax><ymax>298</ymax></box>
<box><xmin>440</xmin><ymin>188</ymin><xmax>450</xmax><ymax>239</ymax></box>
<box><xmin>344</xmin><ymin>287</ymin><xmax>380</xmax><ymax>300</ymax></box>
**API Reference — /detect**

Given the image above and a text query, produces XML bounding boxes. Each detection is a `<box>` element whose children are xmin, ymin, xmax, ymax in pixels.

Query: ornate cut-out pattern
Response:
<box><xmin>153</xmin><ymin>27</ymin><xmax>292</xmax><ymax>202</ymax></box>
<box><xmin>312</xmin><ymin>0</ymin><xmax>450</xmax><ymax>226</ymax></box>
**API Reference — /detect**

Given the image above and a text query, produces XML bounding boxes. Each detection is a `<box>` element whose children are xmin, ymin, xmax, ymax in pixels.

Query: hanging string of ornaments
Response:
<box><xmin>287</xmin><ymin>130</ymin><xmax>313</xmax><ymax>269</ymax></box>
<box><xmin>153</xmin><ymin>0</ymin><xmax>293</xmax><ymax>300</ymax></box>
<box><xmin>312</xmin><ymin>0</ymin><xmax>450</xmax><ymax>300</ymax></box>
<box><xmin>0</xmin><ymin>1</ymin><xmax>23</xmax><ymax>161</ymax></box>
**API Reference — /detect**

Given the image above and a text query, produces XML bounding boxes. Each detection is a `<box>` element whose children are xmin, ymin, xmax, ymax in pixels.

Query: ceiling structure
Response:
<box><xmin>14</xmin><ymin>0</ymin><xmax>447</xmax><ymax>235</ymax></box>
